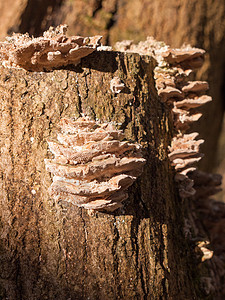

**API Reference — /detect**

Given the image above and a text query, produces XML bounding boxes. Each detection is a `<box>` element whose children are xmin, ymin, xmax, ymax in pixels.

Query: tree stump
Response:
<box><xmin>0</xmin><ymin>51</ymin><xmax>201</xmax><ymax>299</ymax></box>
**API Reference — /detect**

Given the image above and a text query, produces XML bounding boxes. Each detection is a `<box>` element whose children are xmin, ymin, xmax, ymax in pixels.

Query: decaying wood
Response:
<box><xmin>0</xmin><ymin>0</ymin><xmax>224</xmax><ymax>176</ymax></box>
<box><xmin>0</xmin><ymin>35</ymin><xmax>204</xmax><ymax>299</ymax></box>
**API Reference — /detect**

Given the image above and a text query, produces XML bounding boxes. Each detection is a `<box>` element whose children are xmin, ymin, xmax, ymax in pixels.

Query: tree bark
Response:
<box><xmin>0</xmin><ymin>52</ymin><xmax>202</xmax><ymax>299</ymax></box>
<box><xmin>0</xmin><ymin>0</ymin><xmax>224</xmax><ymax>187</ymax></box>
<box><xmin>57</xmin><ymin>0</ymin><xmax>225</xmax><ymax>173</ymax></box>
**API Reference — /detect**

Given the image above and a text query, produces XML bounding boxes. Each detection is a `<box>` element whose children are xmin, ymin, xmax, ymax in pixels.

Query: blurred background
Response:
<box><xmin>0</xmin><ymin>0</ymin><xmax>224</xmax><ymax>199</ymax></box>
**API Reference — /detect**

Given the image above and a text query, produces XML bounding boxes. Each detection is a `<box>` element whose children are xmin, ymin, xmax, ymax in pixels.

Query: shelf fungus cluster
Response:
<box><xmin>0</xmin><ymin>24</ymin><xmax>102</xmax><ymax>71</ymax></box>
<box><xmin>45</xmin><ymin>117</ymin><xmax>146</xmax><ymax>212</ymax></box>
<box><xmin>115</xmin><ymin>37</ymin><xmax>212</xmax><ymax>199</ymax></box>
<box><xmin>153</xmin><ymin>47</ymin><xmax>212</xmax><ymax>199</ymax></box>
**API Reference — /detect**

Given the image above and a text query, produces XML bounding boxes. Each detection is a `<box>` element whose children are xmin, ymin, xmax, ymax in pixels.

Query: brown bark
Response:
<box><xmin>59</xmin><ymin>0</ymin><xmax>225</xmax><ymax>174</ymax></box>
<box><xmin>0</xmin><ymin>51</ymin><xmax>202</xmax><ymax>299</ymax></box>
<box><xmin>56</xmin><ymin>0</ymin><xmax>225</xmax><ymax>200</ymax></box>
<box><xmin>0</xmin><ymin>0</ymin><xmax>224</xmax><ymax>174</ymax></box>
<box><xmin>1</xmin><ymin>0</ymin><xmax>224</xmax><ymax>202</ymax></box>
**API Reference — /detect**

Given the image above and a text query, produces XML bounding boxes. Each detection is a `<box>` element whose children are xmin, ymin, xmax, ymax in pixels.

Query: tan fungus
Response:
<box><xmin>45</xmin><ymin>117</ymin><xmax>146</xmax><ymax>212</ymax></box>
<box><xmin>0</xmin><ymin>25</ymin><xmax>102</xmax><ymax>71</ymax></box>
<box><xmin>110</xmin><ymin>77</ymin><xmax>125</xmax><ymax>94</ymax></box>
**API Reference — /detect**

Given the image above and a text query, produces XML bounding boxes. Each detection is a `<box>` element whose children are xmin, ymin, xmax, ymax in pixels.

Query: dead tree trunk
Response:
<box><xmin>0</xmin><ymin>0</ymin><xmax>224</xmax><ymax>198</ymax></box>
<box><xmin>57</xmin><ymin>0</ymin><xmax>225</xmax><ymax>173</ymax></box>
<box><xmin>0</xmin><ymin>51</ymin><xmax>202</xmax><ymax>299</ymax></box>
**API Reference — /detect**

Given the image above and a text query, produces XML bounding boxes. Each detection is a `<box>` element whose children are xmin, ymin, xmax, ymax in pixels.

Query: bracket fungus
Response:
<box><xmin>0</xmin><ymin>25</ymin><xmax>102</xmax><ymax>71</ymax></box>
<box><xmin>45</xmin><ymin>117</ymin><xmax>146</xmax><ymax>212</ymax></box>
<box><xmin>114</xmin><ymin>37</ymin><xmax>212</xmax><ymax>199</ymax></box>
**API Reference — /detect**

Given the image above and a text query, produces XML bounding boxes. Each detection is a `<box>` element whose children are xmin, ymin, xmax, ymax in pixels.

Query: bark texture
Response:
<box><xmin>58</xmin><ymin>0</ymin><xmax>225</xmax><ymax>174</ymax></box>
<box><xmin>0</xmin><ymin>52</ymin><xmax>202</xmax><ymax>299</ymax></box>
<box><xmin>0</xmin><ymin>0</ymin><xmax>224</xmax><ymax>176</ymax></box>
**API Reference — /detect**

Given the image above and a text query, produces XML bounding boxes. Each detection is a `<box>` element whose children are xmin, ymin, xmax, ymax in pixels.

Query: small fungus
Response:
<box><xmin>110</xmin><ymin>77</ymin><xmax>125</xmax><ymax>94</ymax></box>
<box><xmin>158</xmin><ymin>86</ymin><xmax>184</xmax><ymax>102</ymax></box>
<box><xmin>97</xmin><ymin>45</ymin><xmax>113</xmax><ymax>51</ymax></box>
<box><xmin>174</xmin><ymin>95</ymin><xmax>212</xmax><ymax>110</ymax></box>
<box><xmin>181</xmin><ymin>81</ymin><xmax>209</xmax><ymax>93</ymax></box>
<box><xmin>197</xmin><ymin>241</ymin><xmax>214</xmax><ymax>262</ymax></box>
